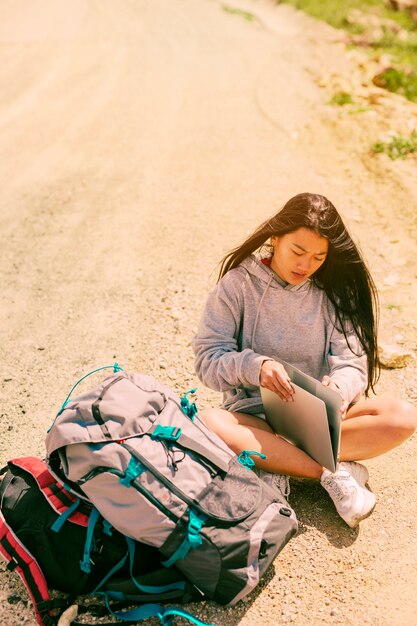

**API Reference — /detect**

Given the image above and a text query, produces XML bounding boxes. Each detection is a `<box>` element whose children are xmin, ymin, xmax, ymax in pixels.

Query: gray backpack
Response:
<box><xmin>45</xmin><ymin>365</ymin><xmax>298</xmax><ymax>607</ymax></box>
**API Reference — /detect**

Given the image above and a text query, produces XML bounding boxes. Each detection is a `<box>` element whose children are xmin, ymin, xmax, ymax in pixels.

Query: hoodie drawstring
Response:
<box><xmin>251</xmin><ymin>274</ymin><xmax>274</xmax><ymax>350</ymax></box>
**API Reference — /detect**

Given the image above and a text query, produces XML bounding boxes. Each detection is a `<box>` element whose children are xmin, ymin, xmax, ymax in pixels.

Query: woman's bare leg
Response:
<box><xmin>340</xmin><ymin>397</ymin><xmax>417</xmax><ymax>461</ymax></box>
<box><xmin>200</xmin><ymin>408</ymin><xmax>323</xmax><ymax>479</ymax></box>
<box><xmin>199</xmin><ymin>401</ymin><xmax>414</xmax><ymax>529</ymax></box>
<box><xmin>200</xmin><ymin>397</ymin><xmax>416</xmax><ymax>475</ymax></box>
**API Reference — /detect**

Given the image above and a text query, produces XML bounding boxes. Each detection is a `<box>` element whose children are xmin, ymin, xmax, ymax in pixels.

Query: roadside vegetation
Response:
<box><xmin>222</xmin><ymin>5</ymin><xmax>256</xmax><ymax>21</ymax></box>
<box><xmin>372</xmin><ymin>129</ymin><xmax>417</xmax><ymax>157</ymax></box>
<box><xmin>278</xmin><ymin>0</ymin><xmax>417</xmax><ymax>102</ymax></box>
<box><xmin>278</xmin><ymin>0</ymin><xmax>417</xmax><ymax>158</ymax></box>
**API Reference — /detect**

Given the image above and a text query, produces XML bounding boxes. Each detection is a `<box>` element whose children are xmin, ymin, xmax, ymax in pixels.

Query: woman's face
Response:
<box><xmin>270</xmin><ymin>227</ymin><xmax>328</xmax><ymax>285</ymax></box>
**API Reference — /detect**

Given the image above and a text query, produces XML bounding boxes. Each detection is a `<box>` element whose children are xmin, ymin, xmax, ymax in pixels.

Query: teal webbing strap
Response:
<box><xmin>126</xmin><ymin>538</ymin><xmax>186</xmax><ymax>593</ymax></box>
<box><xmin>180</xmin><ymin>388</ymin><xmax>198</xmax><ymax>421</ymax></box>
<box><xmin>119</xmin><ymin>457</ymin><xmax>146</xmax><ymax>487</ymax></box>
<box><xmin>50</xmin><ymin>497</ymin><xmax>80</xmax><ymax>532</ymax></box>
<box><xmin>104</xmin><ymin>595</ymin><xmax>215</xmax><ymax>625</ymax></box>
<box><xmin>237</xmin><ymin>449</ymin><xmax>267</xmax><ymax>469</ymax></box>
<box><xmin>162</xmin><ymin>509</ymin><xmax>207</xmax><ymax>568</ymax></box>
<box><xmin>102</xmin><ymin>519</ymin><xmax>113</xmax><ymax>536</ymax></box>
<box><xmin>80</xmin><ymin>508</ymin><xmax>100</xmax><ymax>574</ymax></box>
<box><xmin>91</xmin><ymin>547</ymin><xmax>129</xmax><ymax>594</ymax></box>
<box><xmin>104</xmin><ymin>596</ymin><xmax>164</xmax><ymax>622</ymax></box>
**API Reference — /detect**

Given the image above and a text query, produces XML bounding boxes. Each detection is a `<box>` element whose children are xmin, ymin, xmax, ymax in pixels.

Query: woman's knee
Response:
<box><xmin>380</xmin><ymin>398</ymin><xmax>417</xmax><ymax>439</ymax></box>
<box><xmin>198</xmin><ymin>408</ymin><xmax>250</xmax><ymax>456</ymax></box>
<box><xmin>396</xmin><ymin>399</ymin><xmax>417</xmax><ymax>436</ymax></box>
<box><xmin>198</xmin><ymin>408</ymin><xmax>225</xmax><ymax>434</ymax></box>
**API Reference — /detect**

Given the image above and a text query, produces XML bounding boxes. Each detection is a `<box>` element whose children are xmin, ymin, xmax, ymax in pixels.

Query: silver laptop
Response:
<box><xmin>260</xmin><ymin>359</ymin><xmax>342</xmax><ymax>472</ymax></box>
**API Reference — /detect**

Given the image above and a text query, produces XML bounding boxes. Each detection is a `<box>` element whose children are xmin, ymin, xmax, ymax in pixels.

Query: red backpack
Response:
<box><xmin>0</xmin><ymin>456</ymin><xmax>208</xmax><ymax>626</ymax></box>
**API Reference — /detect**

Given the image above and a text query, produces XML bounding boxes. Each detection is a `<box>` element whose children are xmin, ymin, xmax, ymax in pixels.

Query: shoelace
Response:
<box><xmin>323</xmin><ymin>471</ymin><xmax>351</xmax><ymax>501</ymax></box>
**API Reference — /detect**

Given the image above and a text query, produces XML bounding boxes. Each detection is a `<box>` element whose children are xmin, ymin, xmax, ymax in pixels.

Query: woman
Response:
<box><xmin>192</xmin><ymin>192</ymin><xmax>416</xmax><ymax>528</ymax></box>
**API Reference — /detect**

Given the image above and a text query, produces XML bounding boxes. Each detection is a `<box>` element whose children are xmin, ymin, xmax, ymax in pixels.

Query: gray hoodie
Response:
<box><xmin>192</xmin><ymin>254</ymin><xmax>367</xmax><ymax>415</ymax></box>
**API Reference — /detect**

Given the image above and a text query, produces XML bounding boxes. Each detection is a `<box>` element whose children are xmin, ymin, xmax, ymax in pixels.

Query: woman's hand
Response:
<box><xmin>260</xmin><ymin>360</ymin><xmax>295</xmax><ymax>401</ymax></box>
<box><xmin>322</xmin><ymin>375</ymin><xmax>348</xmax><ymax>420</ymax></box>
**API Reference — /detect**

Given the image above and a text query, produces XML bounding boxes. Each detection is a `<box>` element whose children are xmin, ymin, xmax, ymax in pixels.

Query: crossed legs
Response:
<box><xmin>199</xmin><ymin>397</ymin><xmax>417</xmax><ymax>479</ymax></box>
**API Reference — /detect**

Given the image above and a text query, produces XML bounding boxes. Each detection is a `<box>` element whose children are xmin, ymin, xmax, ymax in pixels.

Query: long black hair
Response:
<box><xmin>218</xmin><ymin>192</ymin><xmax>380</xmax><ymax>395</ymax></box>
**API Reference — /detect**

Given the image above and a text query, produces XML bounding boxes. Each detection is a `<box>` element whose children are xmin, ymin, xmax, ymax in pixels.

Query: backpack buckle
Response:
<box><xmin>151</xmin><ymin>425</ymin><xmax>182</xmax><ymax>442</ymax></box>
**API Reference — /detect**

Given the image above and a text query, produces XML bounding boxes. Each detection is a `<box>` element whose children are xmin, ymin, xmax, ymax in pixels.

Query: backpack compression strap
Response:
<box><xmin>0</xmin><ymin>511</ymin><xmax>56</xmax><ymax>626</ymax></box>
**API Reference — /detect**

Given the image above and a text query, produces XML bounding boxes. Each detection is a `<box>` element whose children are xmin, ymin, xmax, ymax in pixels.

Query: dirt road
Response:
<box><xmin>1</xmin><ymin>1</ymin><xmax>416</xmax><ymax>625</ymax></box>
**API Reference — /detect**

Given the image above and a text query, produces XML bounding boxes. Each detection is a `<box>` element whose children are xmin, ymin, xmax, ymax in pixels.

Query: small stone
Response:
<box><xmin>57</xmin><ymin>605</ymin><xmax>78</xmax><ymax>626</ymax></box>
<box><xmin>379</xmin><ymin>343</ymin><xmax>413</xmax><ymax>368</ymax></box>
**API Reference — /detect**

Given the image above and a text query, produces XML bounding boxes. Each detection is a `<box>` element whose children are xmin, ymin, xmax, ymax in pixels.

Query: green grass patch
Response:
<box><xmin>372</xmin><ymin>130</ymin><xmax>417</xmax><ymax>159</ymax></box>
<box><xmin>279</xmin><ymin>0</ymin><xmax>417</xmax><ymax>32</ymax></box>
<box><xmin>373</xmin><ymin>66</ymin><xmax>417</xmax><ymax>101</ymax></box>
<box><xmin>278</xmin><ymin>0</ymin><xmax>378</xmax><ymax>30</ymax></box>
<box><xmin>279</xmin><ymin>0</ymin><xmax>417</xmax><ymax>102</ymax></box>
<box><xmin>222</xmin><ymin>5</ymin><xmax>256</xmax><ymax>21</ymax></box>
<box><xmin>330</xmin><ymin>91</ymin><xmax>356</xmax><ymax>105</ymax></box>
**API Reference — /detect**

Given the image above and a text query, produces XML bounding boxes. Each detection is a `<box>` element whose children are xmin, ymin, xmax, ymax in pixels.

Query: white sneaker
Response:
<box><xmin>273</xmin><ymin>474</ymin><xmax>291</xmax><ymax>500</ymax></box>
<box><xmin>257</xmin><ymin>470</ymin><xmax>290</xmax><ymax>500</ymax></box>
<box><xmin>339</xmin><ymin>461</ymin><xmax>369</xmax><ymax>487</ymax></box>
<box><xmin>321</xmin><ymin>465</ymin><xmax>375</xmax><ymax>528</ymax></box>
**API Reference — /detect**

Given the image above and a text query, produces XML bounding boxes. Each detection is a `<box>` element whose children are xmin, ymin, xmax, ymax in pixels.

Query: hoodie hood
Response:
<box><xmin>240</xmin><ymin>254</ymin><xmax>312</xmax><ymax>293</ymax></box>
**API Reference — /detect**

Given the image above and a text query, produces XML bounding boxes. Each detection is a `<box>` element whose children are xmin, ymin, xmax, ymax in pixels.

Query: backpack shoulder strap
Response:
<box><xmin>9</xmin><ymin>458</ymin><xmax>89</xmax><ymax>527</ymax></box>
<box><xmin>0</xmin><ymin>511</ymin><xmax>56</xmax><ymax>626</ymax></box>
